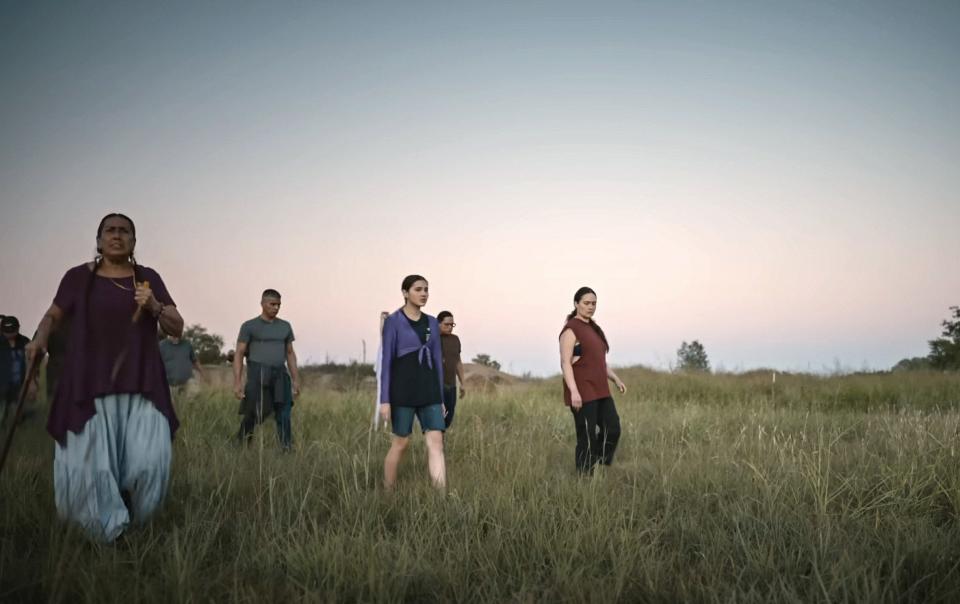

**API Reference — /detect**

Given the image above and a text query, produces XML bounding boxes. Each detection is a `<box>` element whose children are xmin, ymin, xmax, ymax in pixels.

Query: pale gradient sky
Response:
<box><xmin>2</xmin><ymin>1</ymin><xmax>958</xmax><ymax>375</ymax></box>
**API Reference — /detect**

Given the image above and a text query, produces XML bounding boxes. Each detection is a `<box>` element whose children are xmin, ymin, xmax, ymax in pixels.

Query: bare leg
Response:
<box><xmin>425</xmin><ymin>430</ymin><xmax>446</xmax><ymax>490</ymax></box>
<box><xmin>383</xmin><ymin>435</ymin><xmax>409</xmax><ymax>491</ymax></box>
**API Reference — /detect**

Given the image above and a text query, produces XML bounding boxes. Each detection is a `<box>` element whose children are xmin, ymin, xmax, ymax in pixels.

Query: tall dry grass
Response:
<box><xmin>2</xmin><ymin>368</ymin><xmax>960</xmax><ymax>602</ymax></box>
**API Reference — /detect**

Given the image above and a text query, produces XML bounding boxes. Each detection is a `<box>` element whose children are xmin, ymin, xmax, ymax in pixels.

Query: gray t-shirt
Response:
<box><xmin>159</xmin><ymin>339</ymin><xmax>196</xmax><ymax>386</ymax></box>
<box><xmin>238</xmin><ymin>316</ymin><xmax>295</xmax><ymax>367</ymax></box>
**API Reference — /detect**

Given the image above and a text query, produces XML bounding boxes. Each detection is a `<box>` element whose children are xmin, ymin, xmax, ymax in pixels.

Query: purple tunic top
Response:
<box><xmin>47</xmin><ymin>263</ymin><xmax>179</xmax><ymax>445</ymax></box>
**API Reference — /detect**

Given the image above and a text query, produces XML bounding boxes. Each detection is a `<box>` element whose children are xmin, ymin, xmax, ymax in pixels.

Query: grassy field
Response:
<box><xmin>3</xmin><ymin>368</ymin><xmax>960</xmax><ymax>602</ymax></box>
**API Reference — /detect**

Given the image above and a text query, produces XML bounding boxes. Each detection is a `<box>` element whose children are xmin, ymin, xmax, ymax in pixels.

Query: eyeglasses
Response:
<box><xmin>441</xmin><ymin>323</ymin><xmax>456</xmax><ymax>328</ymax></box>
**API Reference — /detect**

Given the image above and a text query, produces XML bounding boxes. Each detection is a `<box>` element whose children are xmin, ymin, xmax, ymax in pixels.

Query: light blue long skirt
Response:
<box><xmin>53</xmin><ymin>393</ymin><xmax>172</xmax><ymax>542</ymax></box>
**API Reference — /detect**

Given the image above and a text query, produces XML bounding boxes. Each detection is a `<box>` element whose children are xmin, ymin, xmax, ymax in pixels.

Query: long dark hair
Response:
<box><xmin>566</xmin><ymin>286</ymin><xmax>609</xmax><ymax>352</ymax></box>
<box><xmin>86</xmin><ymin>213</ymin><xmax>143</xmax><ymax>319</ymax></box>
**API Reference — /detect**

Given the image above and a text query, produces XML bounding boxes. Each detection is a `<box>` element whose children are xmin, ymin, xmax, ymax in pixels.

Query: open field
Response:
<box><xmin>3</xmin><ymin>368</ymin><xmax>960</xmax><ymax>602</ymax></box>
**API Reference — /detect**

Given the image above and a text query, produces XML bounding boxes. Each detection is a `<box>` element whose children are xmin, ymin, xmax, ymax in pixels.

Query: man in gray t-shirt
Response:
<box><xmin>159</xmin><ymin>335</ymin><xmax>204</xmax><ymax>393</ymax></box>
<box><xmin>233</xmin><ymin>288</ymin><xmax>301</xmax><ymax>449</ymax></box>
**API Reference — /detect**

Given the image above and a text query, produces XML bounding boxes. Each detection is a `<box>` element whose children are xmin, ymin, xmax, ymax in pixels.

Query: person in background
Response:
<box><xmin>26</xmin><ymin>213</ymin><xmax>184</xmax><ymax>542</ymax></box>
<box><xmin>379</xmin><ymin>275</ymin><xmax>447</xmax><ymax>490</ymax></box>
<box><xmin>1</xmin><ymin>315</ymin><xmax>34</xmax><ymax>425</ymax></box>
<box><xmin>233</xmin><ymin>289</ymin><xmax>300</xmax><ymax>450</ymax></box>
<box><xmin>159</xmin><ymin>332</ymin><xmax>205</xmax><ymax>398</ymax></box>
<box><xmin>437</xmin><ymin>311</ymin><xmax>466</xmax><ymax>428</ymax></box>
<box><xmin>559</xmin><ymin>286</ymin><xmax>626</xmax><ymax>475</ymax></box>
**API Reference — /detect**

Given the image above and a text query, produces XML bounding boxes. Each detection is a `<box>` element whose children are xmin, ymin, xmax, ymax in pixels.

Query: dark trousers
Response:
<box><xmin>238</xmin><ymin>368</ymin><xmax>293</xmax><ymax>450</ymax></box>
<box><xmin>239</xmin><ymin>398</ymin><xmax>292</xmax><ymax>449</ymax></box>
<box><xmin>443</xmin><ymin>385</ymin><xmax>458</xmax><ymax>428</ymax></box>
<box><xmin>1</xmin><ymin>384</ymin><xmax>20</xmax><ymax>426</ymax></box>
<box><xmin>570</xmin><ymin>396</ymin><xmax>621</xmax><ymax>474</ymax></box>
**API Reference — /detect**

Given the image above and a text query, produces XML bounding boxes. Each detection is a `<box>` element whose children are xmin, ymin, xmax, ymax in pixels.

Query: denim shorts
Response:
<box><xmin>390</xmin><ymin>403</ymin><xmax>445</xmax><ymax>437</ymax></box>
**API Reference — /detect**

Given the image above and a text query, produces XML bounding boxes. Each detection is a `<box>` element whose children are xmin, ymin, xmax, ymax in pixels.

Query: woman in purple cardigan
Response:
<box><xmin>379</xmin><ymin>274</ymin><xmax>447</xmax><ymax>490</ymax></box>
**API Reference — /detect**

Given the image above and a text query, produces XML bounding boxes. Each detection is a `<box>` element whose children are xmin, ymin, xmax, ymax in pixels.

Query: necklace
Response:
<box><xmin>107</xmin><ymin>276</ymin><xmax>135</xmax><ymax>291</ymax></box>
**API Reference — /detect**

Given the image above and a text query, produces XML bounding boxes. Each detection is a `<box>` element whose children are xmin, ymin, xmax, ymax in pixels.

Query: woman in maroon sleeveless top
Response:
<box><xmin>559</xmin><ymin>287</ymin><xmax>626</xmax><ymax>475</ymax></box>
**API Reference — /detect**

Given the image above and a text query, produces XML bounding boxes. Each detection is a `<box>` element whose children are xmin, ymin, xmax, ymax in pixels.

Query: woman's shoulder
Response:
<box><xmin>559</xmin><ymin>318</ymin><xmax>580</xmax><ymax>335</ymax></box>
<box><xmin>58</xmin><ymin>263</ymin><xmax>94</xmax><ymax>286</ymax></box>
<box><xmin>135</xmin><ymin>264</ymin><xmax>163</xmax><ymax>280</ymax></box>
<box><xmin>384</xmin><ymin>309</ymin><xmax>405</xmax><ymax>328</ymax></box>
<box><xmin>65</xmin><ymin>263</ymin><xmax>93</xmax><ymax>277</ymax></box>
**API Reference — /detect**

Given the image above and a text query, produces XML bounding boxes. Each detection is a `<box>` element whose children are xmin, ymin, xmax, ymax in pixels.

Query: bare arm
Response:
<box><xmin>286</xmin><ymin>341</ymin><xmax>300</xmax><ymax>397</ymax></box>
<box><xmin>559</xmin><ymin>328</ymin><xmax>582</xmax><ymax>409</ymax></box>
<box><xmin>156</xmin><ymin>305</ymin><xmax>184</xmax><ymax>338</ymax></box>
<box><xmin>192</xmin><ymin>358</ymin><xmax>206</xmax><ymax>380</ymax></box>
<box><xmin>136</xmin><ymin>283</ymin><xmax>183</xmax><ymax>337</ymax></box>
<box><xmin>456</xmin><ymin>359</ymin><xmax>466</xmax><ymax>397</ymax></box>
<box><xmin>26</xmin><ymin>303</ymin><xmax>64</xmax><ymax>363</ymax></box>
<box><xmin>607</xmin><ymin>365</ymin><xmax>626</xmax><ymax>394</ymax></box>
<box><xmin>233</xmin><ymin>341</ymin><xmax>248</xmax><ymax>400</ymax></box>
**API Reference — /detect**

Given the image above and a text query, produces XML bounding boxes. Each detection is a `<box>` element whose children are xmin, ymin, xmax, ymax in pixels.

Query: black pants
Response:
<box><xmin>1</xmin><ymin>384</ymin><xmax>20</xmax><ymax>425</ymax></box>
<box><xmin>237</xmin><ymin>366</ymin><xmax>293</xmax><ymax>449</ymax></box>
<box><xmin>570</xmin><ymin>396</ymin><xmax>621</xmax><ymax>474</ymax></box>
<box><xmin>238</xmin><ymin>399</ymin><xmax>292</xmax><ymax>448</ymax></box>
<box><xmin>443</xmin><ymin>385</ymin><xmax>458</xmax><ymax>428</ymax></box>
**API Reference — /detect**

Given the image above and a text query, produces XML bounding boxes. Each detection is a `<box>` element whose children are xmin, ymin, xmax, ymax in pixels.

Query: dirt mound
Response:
<box><xmin>463</xmin><ymin>363</ymin><xmax>518</xmax><ymax>390</ymax></box>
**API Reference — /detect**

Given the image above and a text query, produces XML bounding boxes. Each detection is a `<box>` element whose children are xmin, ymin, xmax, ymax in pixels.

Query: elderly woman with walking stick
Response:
<box><xmin>26</xmin><ymin>213</ymin><xmax>183</xmax><ymax>542</ymax></box>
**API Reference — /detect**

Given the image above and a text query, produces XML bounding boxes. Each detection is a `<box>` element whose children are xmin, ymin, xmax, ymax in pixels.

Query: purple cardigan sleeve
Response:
<box><xmin>379</xmin><ymin>315</ymin><xmax>396</xmax><ymax>404</ymax></box>
<box><xmin>430</xmin><ymin>316</ymin><xmax>445</xmax><ymax>406</ymax></box>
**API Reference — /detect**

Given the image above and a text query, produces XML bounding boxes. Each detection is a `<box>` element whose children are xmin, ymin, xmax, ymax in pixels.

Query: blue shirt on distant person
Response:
<box><xmin>159</xmin><ymin>338</ymin><xmax>197</xmax><ymax>386</ymax></box>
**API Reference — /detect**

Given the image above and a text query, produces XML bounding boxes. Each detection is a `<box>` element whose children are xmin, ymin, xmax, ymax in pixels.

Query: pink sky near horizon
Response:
<box><xmin>3</xmin><ymin>171</ymin><xmax>953</xmax><ymax>376</ymax></box>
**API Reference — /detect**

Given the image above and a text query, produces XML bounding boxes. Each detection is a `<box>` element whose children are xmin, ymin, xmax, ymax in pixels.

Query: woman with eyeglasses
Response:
<box><xmin>559</xmin><ymin>286</ymin><xmax>626</xmax><ymax>475</ymax></box>
<box><xmin>379</xmin><ymin>274</ymin><xmax>447</xmax><ymax>490</ymax></box>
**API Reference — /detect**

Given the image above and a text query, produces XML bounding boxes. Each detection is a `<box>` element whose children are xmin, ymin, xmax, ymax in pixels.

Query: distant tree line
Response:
<box><xmin>182</xmin><ymin>324</ymin><xmax>227</xmax><ymax>364</ymax></box>
<box><xmin>894</xmin><ymin>306</ymin><xmax>960</xmax><ymax>371</ymax></box>
<box><xmin>676</xmin><ymin>340</ymin><xmax>710</xmax><ymax>373</ymax></box>
<box><xmin>472</xmin><ymin>353</ymin><xmax>501</xmax><ymax>371</ymax></box>
<box><xmin>172</xmin><ymin>309</ymin><xmax>960</xmax><ymax>377</ymax></box>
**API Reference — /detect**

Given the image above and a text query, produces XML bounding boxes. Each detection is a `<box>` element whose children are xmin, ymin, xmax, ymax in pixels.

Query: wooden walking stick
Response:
<box><xmin>372</xmin><ymin>311</ymin><xmax>388</xmax><ymax>430</ymax></box>
<box><xmin>0</xmin><ymin>352</ymin><xmax>43</xmax><ymax>478</ymax></box>
<box><xmin>110</xmin><ymin>280</ymin><xmax>149</xmax><ymax>383</ymax></box>
<box><xmin>130</xmin><ymin>280</ymin><xmax>149</xmax><ymax>324</ymax></box>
